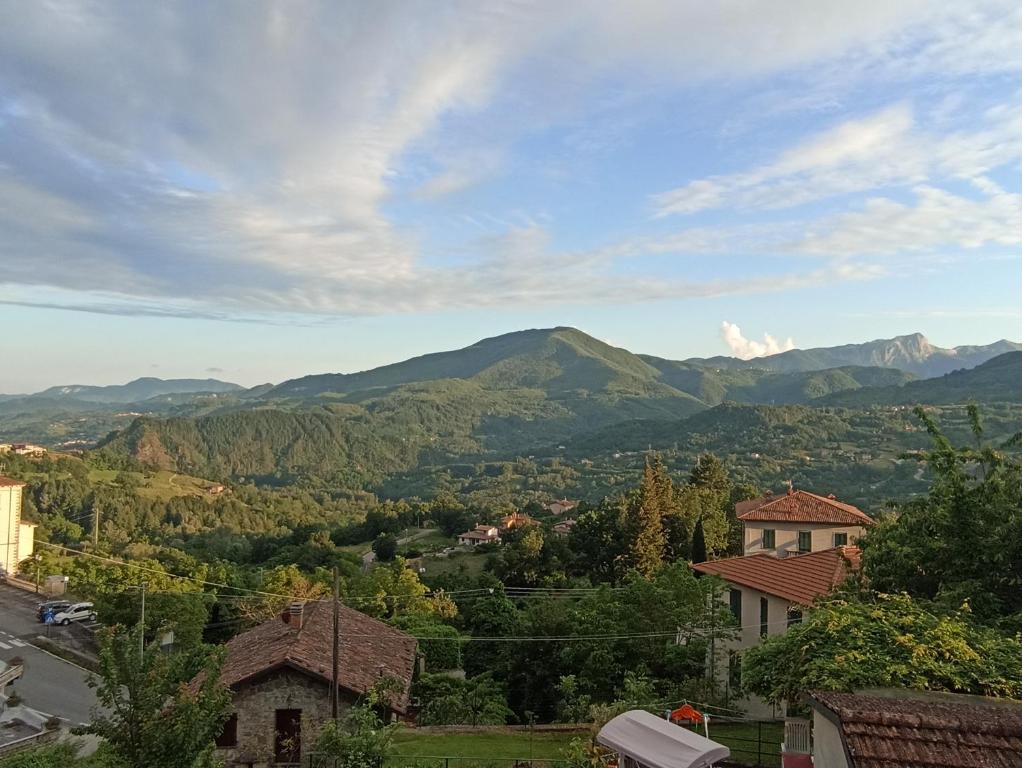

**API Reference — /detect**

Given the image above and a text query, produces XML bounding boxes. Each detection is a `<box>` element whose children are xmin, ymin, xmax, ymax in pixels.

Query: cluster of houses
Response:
<box><xmin>0</xmin><ymin>444</ymin><xmax>46</xmax><ymax>457</ymax></box>
<box><xmin>456</xmin><ymin>499</ymin><xmax>578</xmax><ymax>546</ymax></box>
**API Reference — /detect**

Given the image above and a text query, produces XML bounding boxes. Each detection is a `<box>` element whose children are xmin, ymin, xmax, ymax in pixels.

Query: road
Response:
<box><xmin>0</xmin><ymin>583</ymin><xmax>98</xmax><ymax>725</ymax></box>
<box><xmin>361</xmin><ymin>528</ymin><xmax>434</xmax><ymax>571</ymax></box>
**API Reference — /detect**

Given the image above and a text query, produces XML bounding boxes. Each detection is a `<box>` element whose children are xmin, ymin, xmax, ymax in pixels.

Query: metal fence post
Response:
<box><xmin>757</xmin><ymin>720</ymin><xmax>762</xmax><ymax>766</ymax></box>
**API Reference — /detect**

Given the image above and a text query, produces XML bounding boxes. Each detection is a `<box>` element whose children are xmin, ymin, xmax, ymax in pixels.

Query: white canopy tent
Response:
<box><xmin>596</xmin><ymin>709</ymin><xmax>731</xmax><ymax>768</ymax></box>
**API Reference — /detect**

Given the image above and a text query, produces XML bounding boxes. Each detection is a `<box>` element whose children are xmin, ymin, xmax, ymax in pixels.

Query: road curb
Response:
<box><xmin>29</xmin><ymin>637</ymin><xmax>98</xmax><ymax>673</ymax></box>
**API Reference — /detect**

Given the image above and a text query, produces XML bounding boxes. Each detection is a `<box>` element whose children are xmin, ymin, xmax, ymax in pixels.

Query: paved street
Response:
<box><xmin>0</xmin><ymin>583</ymin><xmax>98</xmax><ymax>725</ymax></box>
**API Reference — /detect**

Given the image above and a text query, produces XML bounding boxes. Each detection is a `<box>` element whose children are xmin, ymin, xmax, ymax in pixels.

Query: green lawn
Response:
<box><xmin>418</xmin><ymin>550</ymin><xmax>490</xmax><ymax>582</ymax></box>
<box><xmin>391</xmin><ymin>728</ymin><xmax>577</xmax><ymax>765</ymax></box>
<box><xmin>389</xmin><ymin>721</ymin><xmax>782</xmax><ymax>768</ymax></box>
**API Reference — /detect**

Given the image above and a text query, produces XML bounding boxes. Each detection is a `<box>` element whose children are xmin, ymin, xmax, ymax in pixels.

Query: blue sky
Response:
<box><xmin>3</xmin><ymin>1</ymin><xmax>1022</xmax><ymax>391</ymax></box>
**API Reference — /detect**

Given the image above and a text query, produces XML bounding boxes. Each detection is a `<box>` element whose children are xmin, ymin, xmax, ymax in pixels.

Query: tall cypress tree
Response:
<box><xmin>690</xmin><ymin>517</ymin><xmax>707</xmax><ymax>564</ymax></box>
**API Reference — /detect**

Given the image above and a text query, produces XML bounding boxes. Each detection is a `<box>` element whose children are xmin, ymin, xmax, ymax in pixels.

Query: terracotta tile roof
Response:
<box><xmin>215</xmin><ymin>601</ymin><xmax>417</xmax><ymax>713</ymax></box>
<box><xmin>810</xmin><ymin>691</ymin><xmax>1022</xmax><ymax>768</ymax></box>
<box><xmin>0</xmin><ymin>476</ymin><xmax>26</xmax><ymax>488</ymax></box>
<box><xmin>736</xmin><ymin>489</ymin><xmax>873</xmax><ymax>526</ymax></box>
<box><xmin>690</xmin><ymin>546</ymin><xmax>861</xmax><ymax>604</ymax></box>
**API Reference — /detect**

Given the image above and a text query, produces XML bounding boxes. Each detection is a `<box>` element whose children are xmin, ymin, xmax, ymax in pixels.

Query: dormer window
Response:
<box><xmin>762</xmin><ymin>529</ymin><xmax>776</xmax><ymax>549</ymax></box>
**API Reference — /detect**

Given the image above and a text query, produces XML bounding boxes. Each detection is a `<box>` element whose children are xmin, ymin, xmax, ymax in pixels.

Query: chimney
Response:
<box><xmin>286</xmin><ymin>601</ymin><xmax>305</xmax><ymax>630</ymax></box>
<box><xmin>786</xmin><ymin>479</ymin><xmax>794</xmax><ymax>495</ymax></box>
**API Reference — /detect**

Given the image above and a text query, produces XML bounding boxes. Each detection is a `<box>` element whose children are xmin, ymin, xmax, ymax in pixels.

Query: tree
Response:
<box><xmin>349</xmin><ymin>558</ymin><xmax>456</xmax><ymax>620</ymax></box>
<box><xmin>372</xmin><ymin>533</ymin><xmax>398</xmax><ymax>562</ymax></box>
<box><xmin>81</xmin><ymin>626</ymin><xmax>231</xmax><ymax>768</ymax></box>
<box><xmin>625</xmin><ymin>503</ymin><xmax>665</xmax><ymax>579</ymax></box>
<box><xmin>690</xmin><ymin>518</ymin><xmax>707</xmax><ymax>564</ymax></box>
<box><xmin>416</xmin><ymin>673</ymin><xmax>513</xmax><ymax>726</ymax></box>
<box><xmin>742</xmin><ymin>593</ymin><xmax>1022</xmax><ymax>704</ymax></box>
<box><xmin>310</xmin><ymin>683</ymin><xmax>399</xmax><ymax>768</ymax></box>
<box><xmin>861</xmin><ymin>407</ymin><xmax>1022</xmax><ymax>628</ymax></box>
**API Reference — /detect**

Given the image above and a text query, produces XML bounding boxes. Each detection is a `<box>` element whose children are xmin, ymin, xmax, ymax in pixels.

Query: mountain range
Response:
<box><xmin>85</xmin><ymin>328</ymin><xmax>1022</xmax><ymax>485</ymax></box>
<box><xmin>690</xmin><ymin>332</ymin><xmax>1021</xmax><ymax>378</ymax></box>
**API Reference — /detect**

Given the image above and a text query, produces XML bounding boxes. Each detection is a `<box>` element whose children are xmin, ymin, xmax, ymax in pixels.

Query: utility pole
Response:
<box><xmin>331</xmin><ymin>566</ymin><xmax>340</xmax><ymax>721</ymax></box>
<box><xmin>92</xmin><ymin>506</ymin><xmax>100</xmax><ymax>550</ymax></box>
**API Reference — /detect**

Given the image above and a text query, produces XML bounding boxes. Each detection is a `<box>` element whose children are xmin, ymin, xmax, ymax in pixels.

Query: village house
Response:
<box><xmin>692</xmin><ymin>546</ymin><xmax>861</xmax><ymax>719</ymax></box>
<box><xmin>499</xmin><ymin>511</ymin><xmax>535</xmax><ymax>532</ymax></box>
<box><xmin>207</xmin><ymin>601</ymin><xmax>416</xmax><ymax>768</ymax></box>
<box><xmin>546</xmin><ymin>498</ymin><xmax>577</xmax><ymax>516</ymax></box>
<box><xmin>801</xmin><ymin>690</ymin><xmax>1022</xmax><ymax>768</ymax></box>
<box><xmin>457</xmin><ymin>524</ymin><xmax>500</xmax><ymax>546</ymax></box>
<box><xmin>736</xmin><ymin>488</ymin><xmax>874</xmax><ymax>557</ymax></box>
<box><xmin>0</xmin><ymin>476</ymin><xmax>34</xmax><ymax>578</ymax></box>
<box><xmin>551</xmin><ymin>519</ymin><xmax>576</xmax><ymax>537</ymax></box>
<box><xmin>690</xmin><ymin>486</ymin><xmax>872</xmax><ymax>718</ymax></box>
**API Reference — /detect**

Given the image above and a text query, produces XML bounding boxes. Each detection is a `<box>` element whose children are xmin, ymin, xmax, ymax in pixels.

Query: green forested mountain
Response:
<box><xmin>821</xmin><ymin>351</ymin><xmax>1022</xmax><ymax>407</ymax></box>
<box><xmin>639</xmin><ymin>357</ymin><xmax>914</xmax><ymax>405</ymax></box>
<box><xmin>30</xmin><ymin>376</ymin><xmax>244</xmax><ymax>403</ymax></box>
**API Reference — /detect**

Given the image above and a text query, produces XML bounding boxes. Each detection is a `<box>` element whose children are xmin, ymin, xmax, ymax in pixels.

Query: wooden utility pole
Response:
<box><xmin>331</xmin><ymin>566</ymin><xmax>340</xmax><ymax>721</ymax></box>
<box><xmin>92</xmin><ymin>506</ymin><xmax>100</xmax><ymax>550</ymax></box>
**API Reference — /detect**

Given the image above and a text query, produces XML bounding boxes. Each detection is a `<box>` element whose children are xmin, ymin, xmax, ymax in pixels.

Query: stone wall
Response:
<box><xmin>219</xmin><ymin>669</ymin><xmax>355</xmax><ymax>768</ymax></box>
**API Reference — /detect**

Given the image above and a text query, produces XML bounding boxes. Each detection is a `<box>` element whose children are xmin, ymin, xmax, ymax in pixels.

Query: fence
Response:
<box><xmin>306</xmin><ymin>758</ymin><xmax>569</xmax><ymax>768</ymax></box>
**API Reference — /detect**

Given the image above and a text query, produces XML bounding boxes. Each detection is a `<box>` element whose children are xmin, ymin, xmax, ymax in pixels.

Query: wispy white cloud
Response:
<box><xmin>654</xmin><ymin>100</ymin><xmax>1022</xmax><ymax>217</ymax></box>
<box><xmin>721</xmin><ymin>321</ymin><xmax>796</xmax><ymax>359</ymax></box>
<box><xmin>797</xmin><ymin>185</ymin><xmax>1022</xmax><ymax>257</ymax></box>
<box><xmin>1</xmin><ymin>1</ymin><xmax>1020</xmax><ymax>318</ymax></box>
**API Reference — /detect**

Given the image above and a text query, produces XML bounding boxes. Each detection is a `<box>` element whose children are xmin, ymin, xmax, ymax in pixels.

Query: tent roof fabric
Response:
<box><xmin>597</xmin><ymin>710</ymin><xmax>731</xmax><ymax>768</ymax></box>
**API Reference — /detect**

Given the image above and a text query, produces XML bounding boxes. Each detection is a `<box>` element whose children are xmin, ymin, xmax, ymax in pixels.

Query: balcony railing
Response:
<box><xmin>783</xmin><ymin>718</ymin><xmax>811</xmax><ymax>755</ymax></box>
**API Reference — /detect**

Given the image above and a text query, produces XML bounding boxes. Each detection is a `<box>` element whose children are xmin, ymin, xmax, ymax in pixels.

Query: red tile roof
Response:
<box><xmin>215</xmin><ymin>601</ymin><xmax>417</xmax><ymax>713</ymax></box>
<box><xmin>737</xmin><ymin>489</ymin><xmax>873</xmax><ymax>526</ymax></box>
<box><xmin>691</xmin><ymin>546</ymin><xmax>861</xmax><ymax>604</ymax></box>
<box><xmin>0</xmin><ymin>476</ymin><xmax>26</xmax><ymax>488</ymax></box>
<box><xmin>810</xmin><ymin>691</ymin><xmax>1022</xmax><ymax>768</ymax></box>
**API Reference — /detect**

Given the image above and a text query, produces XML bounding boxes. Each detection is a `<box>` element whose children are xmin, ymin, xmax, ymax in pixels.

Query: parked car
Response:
<box><xmin>52</xmin><ymin>602</ymin><xmax>97</xmax><ymax>625</ymax></box>
<box><xmin>37</xmin><ymin>600</ymin><xmax>72</xmax><ymax>622</ymax></box>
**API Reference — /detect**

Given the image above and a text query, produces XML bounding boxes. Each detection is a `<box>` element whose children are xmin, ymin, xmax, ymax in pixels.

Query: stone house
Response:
<box><xmin>208</xmin><ymin>601</ymin><xmax>416</xmax><ymax>767</ymax></box>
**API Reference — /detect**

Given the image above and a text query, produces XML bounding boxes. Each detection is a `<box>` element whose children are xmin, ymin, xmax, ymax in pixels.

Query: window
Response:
<box><xmin>728</xmin><ymin>651</ymin><xmax>742</xmax><ymax>691</ymax></box>
<box><xmin>274</xmin><ymin>709</ymin><xmax>302</xmax><ymax>764</ymax></box>
<box><xmin>215</xmin><ymin>713</ymin><xmax>238</xmax><ymax>748</ymax></box>
<box><xmin>797</xmin><ymin>530</ymin><xmax>812</xmax><ymax>552</ymax></box>
<box><xmin>787</xmin><ymin>608</ymin><xmax>803</xmax><ymax>628</ymax></box>
<box><xmin>833</xmin><ymin>532</ymin><xmax>848</xmax><ymax>547</ymax></box>
<box><xmin>729</xmin><ymin>588</ymin><xmax>742</xmax><ymax>622</ymax></box>
<box><xmin>759</xmin><ymin>597</ymin><xmax>769</xmax><ymax>637</ymax></box>
<box><xmin>761</xmin><ymin>529</ymin><xmax>776</xmax><ymax>549</ymax></box>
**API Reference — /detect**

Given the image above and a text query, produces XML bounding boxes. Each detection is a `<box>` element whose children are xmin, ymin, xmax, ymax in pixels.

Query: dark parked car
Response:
<box><xmin>37</xmin><ymin>600</ymin><xmax>72</xmax><ymax>622</ymax></box>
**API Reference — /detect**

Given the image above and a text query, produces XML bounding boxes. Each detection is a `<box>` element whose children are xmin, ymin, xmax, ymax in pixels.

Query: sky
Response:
<box><xmin>3</xmin><ymin>1</ymin><xmax>1022</xmax><ymax>392</ymax></box>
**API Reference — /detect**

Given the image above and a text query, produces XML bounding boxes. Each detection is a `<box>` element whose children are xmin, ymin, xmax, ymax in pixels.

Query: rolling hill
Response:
<box><xmin>30</xmin><ymin>376</ymin><xmax>244</xmax><ymax>403</ymax></box>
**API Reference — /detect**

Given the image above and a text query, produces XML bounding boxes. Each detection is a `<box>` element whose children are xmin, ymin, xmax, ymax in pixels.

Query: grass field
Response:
<box><xmin>87</xmin><ymin>468</ymin><xmax>220</xmax><ymax>500</ymax></box>
<box><xmin>389</xmin><ymin>720</ymin><xmax>783</xmax><ymax>767</ymax></box>
<box><xmin>418</xmin><ymin>549</ymin><xmax>490</xmax><ymax>581</ymax></box>
<box><xmin>391</xmin><ymin>728</ymin><xmax>577</xmax><ymax>763</ymax></box>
